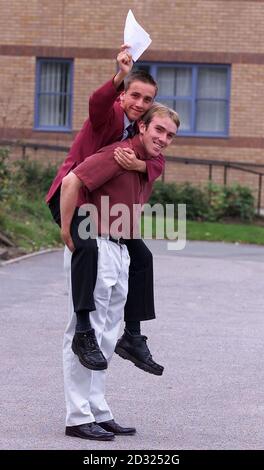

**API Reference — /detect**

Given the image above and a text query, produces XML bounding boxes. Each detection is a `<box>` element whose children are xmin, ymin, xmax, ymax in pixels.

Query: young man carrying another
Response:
<box><xmin>46</xmin><ymin>47</ymin><xmax>165</xmax><ymax>376</ymax></box>
<box><xmin>61</xmin><ymin>104</ymin><xmax>180</xmax><ymax>440</ymax></box>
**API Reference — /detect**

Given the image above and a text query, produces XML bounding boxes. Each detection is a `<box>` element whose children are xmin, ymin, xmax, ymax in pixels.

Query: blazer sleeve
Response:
<box><xmin>89</xmin><ymin>77</ymin><xmax>123</xmax><ymax>130</ymax></box>
<box><xmin>145</xmin><ymin>154</ymin><xmax>165</xmax><ymax>182</ymax></box>
<box><xmin>73</xmin><ymin>146</ymin><xmax>124</xmax><ymax>192</ymax></box>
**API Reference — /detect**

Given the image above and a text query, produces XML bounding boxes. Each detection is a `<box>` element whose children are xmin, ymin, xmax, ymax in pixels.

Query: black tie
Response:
<box><xmin>126</xmin><ymin>124</ymin><xmax>135</xmax><ymax>138</ymax></box>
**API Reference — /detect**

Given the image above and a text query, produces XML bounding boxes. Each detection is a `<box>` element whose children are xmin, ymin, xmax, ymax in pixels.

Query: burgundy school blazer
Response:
<box><xmin>46</xmin><ymin>78</ymin><xmax>165</xmax><ymax>205</ymax></box>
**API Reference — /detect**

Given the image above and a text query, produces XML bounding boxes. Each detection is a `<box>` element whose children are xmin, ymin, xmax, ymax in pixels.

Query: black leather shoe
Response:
<box><xmin>72</xmin><ymin>329</ymin><xmax>108</xmax><ymax>370</ymax></box>
<box><xmin>65</xmin><ymin>422</ymin><xmax>115</xmax><ymax>440</ymax></box>
<box><xmin>98</xmin><ymin>419</ymin><xmax>136</xmax><ymax>435</ymax></box>
<box><xmin>115</xmin><ymin>328</ymin><xmax>164</xmax><ymax>376</ymax></box>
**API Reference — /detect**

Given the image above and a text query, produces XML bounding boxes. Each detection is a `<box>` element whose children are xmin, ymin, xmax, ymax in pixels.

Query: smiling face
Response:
<box><xmin>120</xmin><ymin>80</ymin><xmax>156</xmax><ymax>121</ymax></box>
<box><xmin>139</xmin><ymin>114</ymin><xmax>177</xmax><ymax>157</ymax></box>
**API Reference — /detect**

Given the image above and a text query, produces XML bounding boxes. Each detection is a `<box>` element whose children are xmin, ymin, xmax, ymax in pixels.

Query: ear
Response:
<box><xmin>119</xmin><ymin>91</ymin><xmax>125</xmax><ymax>104</ymax></box>
<box><xmin>138</xmin><ymin>120</ymin><xmax>146</xmax><ymax>135</ymax></box>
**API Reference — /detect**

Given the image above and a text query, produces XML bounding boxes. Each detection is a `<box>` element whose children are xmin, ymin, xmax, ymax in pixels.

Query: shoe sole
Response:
<box><xmin>72</xmin><ymin>343</ymin><xmax>108</xmax><ymax>371</ymax></box>
<box><xmin>115</xmin><ymin>345</ymin><xmax>163</xmax><ymax>376</ymax></box>
<box><xmin>114</xmin><ymin>431</ymin><xmax>136</xmax><ymax>436</ymax></box>
<box><xmin>65</xmin><ymin>429</ymin><xmax>114</xmax><ymax>441</ymax></box>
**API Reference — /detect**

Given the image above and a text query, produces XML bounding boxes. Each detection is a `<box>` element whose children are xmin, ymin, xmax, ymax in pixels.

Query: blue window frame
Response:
<box><xmin>34</xmin><ymin>58</ymin><xmax>73</xmax><ymax>131</ymax></box>
<box><xmin>136</xmin><ymin>63</ymin><xmax>231</xmax><ymax>137</ymax></box>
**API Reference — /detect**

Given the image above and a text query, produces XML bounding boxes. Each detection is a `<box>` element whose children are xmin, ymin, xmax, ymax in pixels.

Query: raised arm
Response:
<box><xmin>89</xmin><ymin>46</ymin><xmax>133</xmax><ymax>129</ymax></box>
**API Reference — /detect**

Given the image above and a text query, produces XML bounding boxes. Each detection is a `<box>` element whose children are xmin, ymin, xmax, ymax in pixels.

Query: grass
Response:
<box><xmin>1</xmin><ymin>195</ymin><xmax>264</xmax><ymax>255</ymax></box>
<box><xmin>141</xmin><ymin>215</ymin><xmax>264</xmax><ymax>245</ymax></box>
<box><xmin>0</xmin><ymin>193</ymin><xmax>61</xmax><ymax>252</ymax></box>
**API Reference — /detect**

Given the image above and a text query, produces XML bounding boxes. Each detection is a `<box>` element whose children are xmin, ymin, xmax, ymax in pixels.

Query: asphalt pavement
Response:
<box><xmin>1</xmin><ymin>240</ymin><xmax>264</xmax><ymax>450</ymax></box>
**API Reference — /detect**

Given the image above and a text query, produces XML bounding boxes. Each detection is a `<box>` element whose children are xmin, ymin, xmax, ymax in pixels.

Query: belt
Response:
<box><xmin>100</xmin><ymin>235</ymin><xmax>126</xmax><ymax>245</ymax></box>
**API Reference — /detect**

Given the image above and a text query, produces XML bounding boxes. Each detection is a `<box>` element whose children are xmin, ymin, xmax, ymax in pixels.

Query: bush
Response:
<box><xmin>149</xmin><ymin>181</ymin><xmax>179</xmax><ymax>206</ymax></box>
<box><xmin>150</xmin><ymin>181</ymin><xmax>255</xmax><ymax>222</ymax></box>
<box><xmin>0</xmin><ymin>147</ymin><xmax>12</xmax><ymax>202</ymax></box>
<box><xmin>178</xmin><ymin>183</ymin><xmax>208</xmax><ymax>220</ymax></box>
<box><xmin>13</xmin><ymin>159</ymin><xmax>58</xmax><ymax>194</ymax></box>
<box><xmin>223</xmin><ymin>184</ymin><xmax>255</xmax><ymax>221</ymax></box>
<box><xmin>149</xmin><ymin>181</ymin><xmax>207</xmax><ymax>220</ymax></box>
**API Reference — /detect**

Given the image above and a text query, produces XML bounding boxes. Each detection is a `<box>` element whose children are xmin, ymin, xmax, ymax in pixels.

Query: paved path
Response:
<box><xmin>1</xmin><ymin>240</ymin><xmax>264</xmax><ymax>450</ymax></box>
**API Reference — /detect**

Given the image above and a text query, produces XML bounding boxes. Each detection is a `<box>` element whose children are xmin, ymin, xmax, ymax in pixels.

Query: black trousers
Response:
<box><xmin>48</xmin><ymin>189</ymin><xmax>156</xmax><ymax>321</ymax></box>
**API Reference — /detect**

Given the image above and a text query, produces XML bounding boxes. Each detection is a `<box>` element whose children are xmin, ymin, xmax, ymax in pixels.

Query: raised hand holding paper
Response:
<box><xmin>124</xmin><ymin>10</ymin><xmax>152</xmax><ymax>62</ymax></box>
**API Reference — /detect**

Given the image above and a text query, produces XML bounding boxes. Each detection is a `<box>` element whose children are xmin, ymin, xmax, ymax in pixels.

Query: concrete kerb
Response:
<box><xmin>0</xmin><ymin>248</ymin><xmax>63</xmax><ymax>267</ymax></box>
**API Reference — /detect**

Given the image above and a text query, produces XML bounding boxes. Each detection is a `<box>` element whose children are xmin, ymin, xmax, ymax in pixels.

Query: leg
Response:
<box><xmin>70</xmin><ymin>211</ymin><xmax>108</xmax><ymax>370</ymax></box>
<box><xmin>89</xmin><ymin>242</ymin><xmax>130</xmax><ymax>423</ymax></box>
<box><xmin>63</xmin><ymin>246</ymin><xmax>95</xmax><ymax>426</ymax></box>
<box><xmin>116</xmin><ymin>239</ymin><xmax>164</xmax><ymax>376</ymax></box>
<box><xmin>70</xmin><ymin>210</ymin><xmax>98</xmax><ymax>313</ymax></box>
<box><xmin>88</xmin><ymin>241</ymin><xmax>136</xmax><ymax>435</ymax></box>
<box><xmin>63</xmin><ymin>246</ymin><xmax>114</xmax><ymax>441</ymax></box>
<box><xmin>124</xmin><ymin>239</ymin><xmax>155</xmax><ymax>321</ymax></box>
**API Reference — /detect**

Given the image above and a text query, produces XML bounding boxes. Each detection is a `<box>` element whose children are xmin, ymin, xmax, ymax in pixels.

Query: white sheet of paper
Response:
<box><xmin>124</xmin><ymin>10</ymin><xmax>152</xmax><ymax>62</ymax></box>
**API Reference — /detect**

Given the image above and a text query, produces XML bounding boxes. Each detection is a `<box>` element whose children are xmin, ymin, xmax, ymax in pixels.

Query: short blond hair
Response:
<box><xmin>141</xmin><ymin>102</ymin><xmax>180</xmax><ymax>130</ymax></box>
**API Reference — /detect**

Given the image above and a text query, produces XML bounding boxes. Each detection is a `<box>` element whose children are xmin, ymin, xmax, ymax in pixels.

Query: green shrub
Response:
<box><xmin>13</xmin><ymin>159</ymin><xmax>58</xmax><ymax>194</ymax></box>
<box><xmin>0</xmin><ymin>147</ymin><xmax>12</xmax><ymax>202</ymax></box>
<box><xmin>205</xmin><ymin>183</ymin><xmax>229</xmax><ymax>221</ymax></box>
<box><xmin>149</xmin><ymin>180</ymin><xmax>179</xmax><ymax>205</ymax></box>
<box><xmin>223</xmin><ymin>184</ymin><xmax>255</xmax><ymax>221</ymax></box>
<box><xmin>150</xmin><ymin>181</ymin><xmax>208</xmax><ymax>220</ymax></box>
<box><xmin>177</xmin><ymin>183</ymin><xmax>208</xmax><ymax>220</ymax></box>
<box><xmin>150</xmin><ymin>181</ymin><xmax>255</xmax><ymax>222</ymax></box>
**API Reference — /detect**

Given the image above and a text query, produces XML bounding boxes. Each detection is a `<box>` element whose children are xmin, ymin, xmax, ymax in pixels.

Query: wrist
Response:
<box><xmin>136</xmin><ymin>160</ymin><xmax>147</xmax><ymax>173</ymax></box>
<box><xmin>114</xmin><ymin>70</ymin><xmax>127</xmax><ymax>89</ymax></box>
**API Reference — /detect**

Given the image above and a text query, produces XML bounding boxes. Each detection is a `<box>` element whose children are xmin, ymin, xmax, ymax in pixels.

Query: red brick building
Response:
<box><xmin>1</xmin><ymin>0</ymin><xmax>264</xmax><ymax>203</ymax></box>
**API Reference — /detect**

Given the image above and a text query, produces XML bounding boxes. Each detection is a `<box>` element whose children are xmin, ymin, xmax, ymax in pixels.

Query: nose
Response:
<box><xmin>135</xmin><ymin>97</ymin><xmax>144</xmax><ymax>109</ymax></box>
<box><xmin>158</xmin><ymin>133</ymin><xmax>167</xmax><ymax>144</ymax></box>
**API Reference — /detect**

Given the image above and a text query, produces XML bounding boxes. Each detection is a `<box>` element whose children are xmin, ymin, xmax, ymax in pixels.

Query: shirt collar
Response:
<box><xmin>131</xmin><ymin>135</ymin><xmax>153</xmax><ymax>161</ymax></box>
<box><xmin>124</xmin><ymin>114</ymin><xmax>135</xmax><ymax>130</ymax></box>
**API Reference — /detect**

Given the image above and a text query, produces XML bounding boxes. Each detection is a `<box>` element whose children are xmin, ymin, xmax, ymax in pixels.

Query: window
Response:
<box><xmin>136</xmin><ymin>63</ymin><xmax>231</xmax><ymax>137</ymax></box>
<box><xmin>35</xmin><ymin>59</ymin><xmax>73</xmax><ymax>131</ymax></box>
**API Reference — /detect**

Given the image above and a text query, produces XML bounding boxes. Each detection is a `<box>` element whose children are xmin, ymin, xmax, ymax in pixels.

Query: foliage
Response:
<box><xmin>0</xmin><ymin>148</ymin><xmax>12</xmax><ymax>202</ymax></box>
<box><xmin>150</xmin><ymin>181</ymin><xmax>255</xmax><ymax>222</ymax></box>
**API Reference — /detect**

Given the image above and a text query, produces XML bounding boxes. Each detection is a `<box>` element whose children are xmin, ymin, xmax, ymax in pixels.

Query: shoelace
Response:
<box><xmin>83</xmin><ymin>333</ymin><xmax>99</xmax><ymax>352</ymax></box>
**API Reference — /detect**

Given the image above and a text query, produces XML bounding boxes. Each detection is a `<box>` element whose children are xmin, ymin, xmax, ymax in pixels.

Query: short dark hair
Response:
<box><xmin>124</xmin><ymin>70</ymin><xmax>158</xmax><ymax>96</ymax></box>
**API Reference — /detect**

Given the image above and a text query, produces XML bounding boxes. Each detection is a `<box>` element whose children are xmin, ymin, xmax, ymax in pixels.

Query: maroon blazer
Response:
<box><xmin>73</xmin><ymin>135</ymin><xmax>155</xmax><ymax>238</ymax></box>
<box><xmin>46</xmin><ymin>78</ymin><xmax>165</xmax><ymax>204</ymax></box>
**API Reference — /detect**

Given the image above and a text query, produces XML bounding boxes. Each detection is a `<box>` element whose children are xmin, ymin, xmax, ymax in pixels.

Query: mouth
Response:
<box><xmin>131</xmin><ymin>107</ymin><xmax>143</xmax><ymax>114</ymax></box>
<box><xmin>153</xmin><ymin>141</ymin><xmax>164</xmax><ymax>152</ymax></box>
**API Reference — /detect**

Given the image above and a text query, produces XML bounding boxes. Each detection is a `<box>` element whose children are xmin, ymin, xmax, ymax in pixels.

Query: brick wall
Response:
<box><xmin>1</xmin><ymin>0</ymin><xmax>264</xmax><ymax>204</ymax></box>
<box><xmin>2</xmin><ymin>1</ymin><xmax>264</xmax><ymax>52</ymax></box>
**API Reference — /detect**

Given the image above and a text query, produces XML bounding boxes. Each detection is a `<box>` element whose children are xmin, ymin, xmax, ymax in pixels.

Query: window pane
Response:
<box><xmin>157</xmin><ymin>68</ymin><xmax>175</xmax><ymax>95</ymax></box>
<box><xmin>196</xmin><ymin>100</ymin><xmax>227</xmax><ymax>132</ymax></box>
<box><xmin>175</xmin><ymin>68</ymin><xmax>192</xmax><ymax>96</ymax></box>
<box><xmin>197</xmin><ymin>68</ymin><xmax>227</xmax><ymax>99</ymax></box>
<box><xmin>38</xmin><ymin>60</ymin><xmax>71</xmax><ymax>128</ymax></box>
<box><xmin>39</xmin><ymin>94</ymin><xmax>70</xmax><ymax>127</ymax></box>
<box><xmin>175</xmin><ymin>100</ymin><xmax>191</xmax><ymax>131</ymax></box>
<box><xmin>157</xmin><ymin>67</ymin><xmax>192</xmax><ymax>96</ymax></box>
<box><xmin>40</xmin><ymin>62</ymin><xmax>71</xmax><ymax>93</ymax></box>
<box><xmin>158</xmin><ymin>98</ymin><xmax>175</xmax><ymax>109</ymax></box>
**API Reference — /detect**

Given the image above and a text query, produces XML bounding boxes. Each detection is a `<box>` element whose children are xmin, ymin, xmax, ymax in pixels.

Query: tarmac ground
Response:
<box><xmin>1</xmin><ymin>240</ymin><xmax>264</xmax><ymax>450</ymax></box>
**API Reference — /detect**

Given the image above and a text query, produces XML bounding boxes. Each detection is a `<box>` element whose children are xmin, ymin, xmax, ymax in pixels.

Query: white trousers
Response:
<box><xmin>63</xmin><ymin>239</ymin><xmax>130</xmax><ymax>426</ymax></box>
